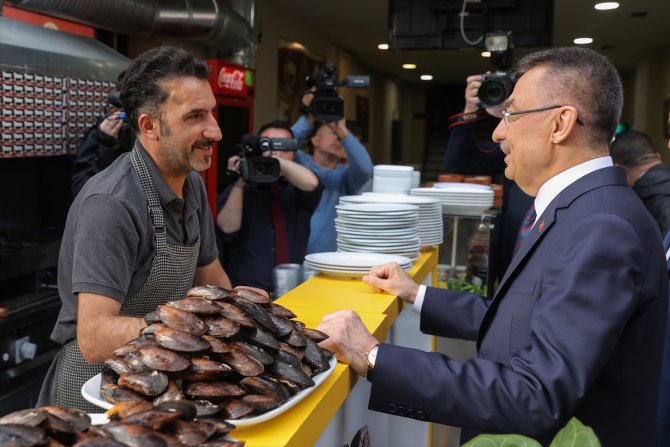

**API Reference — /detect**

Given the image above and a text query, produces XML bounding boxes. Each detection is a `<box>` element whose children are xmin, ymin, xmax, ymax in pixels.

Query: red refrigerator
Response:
<box><xmin>204</xmin><ymin>60</ymin><xmax>255</xmax><ymax>216</ymax></box>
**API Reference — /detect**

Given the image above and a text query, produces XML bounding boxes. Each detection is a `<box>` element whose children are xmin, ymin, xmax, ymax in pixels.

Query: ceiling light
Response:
<box><xmin>574</xmin><ymin>37</ymin><xmax>594</xmax><ymax>45</ymax></box>
<box><xmin>481</xmin><ymin>51</ymin><xmax>491</xmax><ymax>58</ymax></box>
<box><xmin>595</xmin><ymin>2</ymin><xmax>619</xmax><ymax>10</ymax></box>
<box><xmin>420</xmin><ymin>75</ymin><xmax>433</xmax><ymax>81</ymax></box>
<box><xmin>402</xmin><ymin>63</ymin><xmax>417</xmax><ymax>69</ymax></box>
<box><xmin>378</xmin><ymin>43</ymin><xmax>389</xmax><ymax>50</ymax></box>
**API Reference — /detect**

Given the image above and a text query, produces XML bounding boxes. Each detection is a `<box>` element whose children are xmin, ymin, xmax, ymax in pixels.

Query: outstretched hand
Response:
<box><xmin>362</xmin><ymin>262</ymin><xmax>419</xmax><ymax>304</ymax></box>
<box><xmin>317</xmin><ymin>309</ymin><xmax>379</xmax><ymax>376</ymax></box>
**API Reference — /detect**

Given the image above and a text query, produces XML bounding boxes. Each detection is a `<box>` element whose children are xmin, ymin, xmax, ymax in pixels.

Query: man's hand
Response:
<box><xmin>99</xmin><ymin>112</ymin><xmax>124</xmax><ymax>139</ymax></box>
<box><xmin>227</xmin><ymin>155</ymin><xmax>244</xmax><ymax>189</ymax></box>
<box><xmin>362</xmin><ymin>262</ymin><xmax>420</xmax><ymax>304</ymax></box>
<box><xmin>317</xmin><ymin>310</ymin><xmax>379</xmax><ymax>376</ymax></box>
<box><xmin>464</xmin><ymin>74</ymin><xmax>504</xmax><ymax>119</ymax></box>
<box><xmin>326</xmin><ymin>118</ymin><xmax>350</xmax><ymax>141</ymax></box>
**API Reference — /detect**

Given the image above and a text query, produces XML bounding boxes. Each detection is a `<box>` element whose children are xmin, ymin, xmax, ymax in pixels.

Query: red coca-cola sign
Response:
<box><xmin>218</xmin><ymin>66</ymin><xmax>245</xmax><ymax>92</ymax></box>
<box><xmin>207</xmin><ymin>60</ymin><xmax>254</xmax><ymax>98</ymax></box>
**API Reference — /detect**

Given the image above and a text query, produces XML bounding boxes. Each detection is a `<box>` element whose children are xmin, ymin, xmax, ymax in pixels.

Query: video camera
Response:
<box><xmin>236</xmin><ymin>134</ymin><xmax>299</xmax><ymax>183</ymax></box>
<box><xmin>305</xmin><ymin>64</ymin><xmax>369</xmax><ymax>122</ymax></box>
<box><xmin>478</xmin><ymin>32</ymin><xmax>516</xmax><ymax>109</ymax></box>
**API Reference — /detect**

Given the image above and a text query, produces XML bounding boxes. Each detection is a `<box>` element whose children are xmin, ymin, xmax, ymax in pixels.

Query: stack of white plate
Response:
<box><xmin>372</xmin><ymin>165</ymin><xmax>414</xmax><ymax>194</ymax></box>
<box><xmin>340</xmin><ymin>193</ymin><xmax>443</xmax><ymax>246</ymax></box>
<box><xmin>334</xmin><ymin>202</ymin><xmax>420</xmax><ymax>260</ymax></box>
<box><xmin>410</xmin><ymin>183</ymin><xmax>494</xmax><ymax>216</ymax></box>
<box><xmin>304</xmin><ymin>252</ymin><xmax>413</xmax><ymax>278</ymax></box>
<box><xmin>411</xmin><ymin>171</ymin><xmax>421</xmax><ymax>189</ymax></box>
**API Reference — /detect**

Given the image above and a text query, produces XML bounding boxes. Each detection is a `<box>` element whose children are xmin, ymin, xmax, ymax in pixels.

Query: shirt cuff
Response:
<box><xmin>412</xmin><ymin>285</ymin><xmax>428</xmax><ymax>314</ymax></box>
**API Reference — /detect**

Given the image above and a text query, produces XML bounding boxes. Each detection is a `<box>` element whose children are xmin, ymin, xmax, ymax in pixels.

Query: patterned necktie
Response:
<box><xmin>514</xmin><ymin>204</ymin><xmax>536</xmax><ymax>255</ymax></box>
<box><xmin>270</xmin><ymin>185</ymin><xmax>289</xmax><ymax>265</ymax></box>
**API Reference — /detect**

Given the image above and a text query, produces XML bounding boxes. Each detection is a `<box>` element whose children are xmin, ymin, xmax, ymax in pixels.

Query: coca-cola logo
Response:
<box><xmin>218</xmin><ymin>67</ymin><xmax>245</xmax><ymax>92</ymax></box>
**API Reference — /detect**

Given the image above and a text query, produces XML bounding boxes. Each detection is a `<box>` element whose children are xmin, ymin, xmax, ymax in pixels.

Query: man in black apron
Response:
<box><xmin>38</xmin><ymin>47</ymin><xmax>231</xmax><ymax>411</ymax></box>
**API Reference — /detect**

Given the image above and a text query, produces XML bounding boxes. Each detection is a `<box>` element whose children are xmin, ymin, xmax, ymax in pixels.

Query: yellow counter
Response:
<box><xmin>231</xmin><ymin>247</ymin><xmax>439</xmax><ymax>447</ymax></box>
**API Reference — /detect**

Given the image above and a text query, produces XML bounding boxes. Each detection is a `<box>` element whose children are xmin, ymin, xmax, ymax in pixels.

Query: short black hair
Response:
<box><xmin>610</xmin><ymin>130</ymin><xmax>658</xmax><ymax>167</ymax></box>
<box><xmin>257</xmin><ymin>120</ymin><xmax>294</xmax><ymax>137</ymax></box>
<box><xmin>120</xmin><ymin>46</ymin><xmax>210</xmax><ymax>132</ymax></box>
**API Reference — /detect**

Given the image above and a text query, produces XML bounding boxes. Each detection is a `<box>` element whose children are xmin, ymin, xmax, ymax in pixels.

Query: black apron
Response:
<box><xmin>39</xmin><ymin>146</ymin><xmax>200</xmax><ymax>412</ymax></box>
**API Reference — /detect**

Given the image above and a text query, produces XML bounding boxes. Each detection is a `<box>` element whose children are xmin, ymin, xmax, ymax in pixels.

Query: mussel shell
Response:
<box><xmin>217</xmin><ymin>302</ymin><xmax>257</xmax><ymax>329</ymax></box>
<box><xmin>222</xmin><ymin>399</ymin><xmax>255</xmax><ymax>419</ymax></box>
<box><xmin>203</xmin><ymin>335</ymin><xmax>232</xmax><ymax>354</ymax></box>
<box><xmin>243</xmin><ymin>326</ymin><xmax>280</xmax><ymax>351</ymax></box>
<box><xmin>301</xmin><ymin>327</ymin><xmax>330</xmax><ymax>343</ymax></box>
<box><xmin>242</xmin><ymin>394</ymin><xmax>281</xmax><ymax>413</ymax></box>
<box><xmin>101</xmin><ymin>366</ymin><xmax>118</xmax><ymax>386</ymax></box>
<box><xmin>268</xmin><ymin>303</ymin><xmax>297</xmax><ymax>319</ymax></box>
<box><xmin>232</xmin><ymin>297</ymin><xmax>275</xmax><ymax>331</ymax></box>
<box><xmin>166</xmin><ymin>297</ymin><xmax>222</xmax><ymax>315</ymax></box>
<box><xmin>140</xmin><ymin>347</ymin><xmax>191</xmax><ymax>372</ymax></box>
<box><xmin>200</xmin><ymin>439</ymin><xmax>245</xmax><ymax>447</ymax></box>
<box><xmin>302</xmin><ymin>337</ymin><xmax>330</xmax><ymax>371</ymax></box>
<box><xmin>155</xmin><ymin>327</ymin><xmax>210</xmax><ymax>352</ymax></box>
<box><xmin>230</xmin><ymin>341</ymin><xmax>274</xmax><ymax>366</ymax></box>
<box><xmin>0</xmin><ymin>408</ymin><xmax>47</xmax><ymax>426</ymax></box>
<box><xmin>279</xmin><ymin>342</ymin><xmax>304</xmax><ymax>361</ymax></box>
<box><xmin>192</xmin><ymin>400</ymin><xmax>222</xmax><ymax>418</ymax></box>
<box><xmin>121</xmin><ymin>409</ymin><xmax>182</xmax><ymax>431</ymax></box>
<box><xmin>187</xmin><ymin>285</ymin><xmax>230</xmax><ymax>300</ymax></box>
<box><xmin>118</xmin><ymin>371</ymin><xmax>169</xmax><ymax>396</ymax></box>
<box><xmin>102</xmin><ymin>422</ymin><xmax>168</xmax><ymax>447</ymax></box>
<box><xmin>124</xmin><ymin>351</ymin><xmax>150</xmax><ymax>372</ymax></box>
<box><xmin>107</xmin><ymin>400</ymin><xmax>155</xmax><ymax>420</ymax></box>
<box><xmin>153</xmin><ymin>400</ymin><xmax>197</xmax><ymax>421</ymax></box>
<box><xmin>140</xmin><ymin>323</ymin><xmax>168</xmax><ymax>338</ymax></box>
<box><xmin>105</xmin><ymin>358</ymin><xmax>134</xmax><ymax>375</ymax></box>
<box><xmin>231</xmin><ymin>287</ymin><xmax>271</xmax><ymax>305</ymax></box>
<box><xmin>271</xmin><ymin>359</ymin><xmax>314</xmax><ymax>388</ymax></box>
<box><xmin>173</xmin><ymin>419</ymin><xmax>218</xmax><ymax>446</ymax></box>
<box><xmin>272</xmin><ymin>376</ymin><xmax>301</xmax><ymax>396</ymax></box>
<box><xmin>221</xmin><ymin>349</ymin><xmax>265</xmax><ymax>377</ymax></box>
<box><xmin>157</xmin><ymin>305</ymin><xmax>207</xmax><ymax>336</ymax></box>
<box><xmin>203</xmin><ymin>316</ymin><xmax>240</xmax><ymax>338</ymax></box>
<box><xmin>275</xmin><ymin>349</ymin><xmax>302</xmax><ymax>370</ymax></box>
<box><xmin>40</xmin><ymin>406</ymin><xmax>91</xmax><ymax>432</ymax></box>
<box><xmin>0</xmin><ymin>424</ymin><xmax>47</xmax><ymax>447</ymax></box>
<box><xmin>144</xmin><ymin>310</ymin><xmax>161</xmax><ymax>325</ymax></box>
<box><xmin>74</xmin><ymin>436</ymin><xmax>127</xmax><ymax>446</ymax></box>
<box><xmin>184</xmin><ymin>381</ymin><xmax>246</xmax><ymax>400</ymax></box>
<box><xmin>239</xmin><ymin>376</ymin><xmax>290</xmax><ymax>403</ymax></box>
<box><xmin>179</xmin><ymin>357</ymin><xmax>233</xmax><ymax>381</ymax></box>
<box><xmin>284</xmin><ymin>328</ymin><xmax>307</xmax><ymax>348</ymax></box>
<box><xmin>42</xmin><ymin>412</ymin><xmax>77</xmax><ymax>444</ymax></box>
<box><xmin>99</xmin><ymin>384</ymin><xmax>147</xmax><ymax>404</ymax></box>
<box><xmin>268</xmin><ymin>314</ymin><xmax>293</xmax><ymax>338</ymax></box>
<box><xmin>196</xmin><ymin>417</ymin><xmax>235</xmax><ymax>436</ymax></box>
<box><xmin>152</xmin><ymin>379</ymin><xmax>184</xmax><ymax>406</ymax></box>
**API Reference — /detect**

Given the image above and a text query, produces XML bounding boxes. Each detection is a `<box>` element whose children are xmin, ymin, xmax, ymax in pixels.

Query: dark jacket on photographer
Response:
<box><xmin>217</xmin><ymin>176</ymin><xmax>323</xmax><ymax>293</ymax></box>
<box><xmin>633</xmin><ymin>163</ymin><xmax>670</xmax><ymax>236</ymax></box>
<box><xmin>71</xmin><ymin>119</ymin><xmax>135</xmax><ymax>198</ymax></box>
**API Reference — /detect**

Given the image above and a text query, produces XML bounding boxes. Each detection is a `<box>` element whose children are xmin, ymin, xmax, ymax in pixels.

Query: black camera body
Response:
<box><xmin>237</xmin><ymin>135</ymin><xmax>298</xmax><ymax>183</ymax></box>
<box><xmin>478</xmin><ymin>71</ymin><xmax>516</xmax><ymax>109</ymax></box>
<box><xmin>477</xmin><ymin>33</ymin><xmax>515</xmax><ymax>109</ymax></box>
<box><xmin>306</xmin><ymin>64</ymin><xmax>369</xmax><ymax>122</ymax></box>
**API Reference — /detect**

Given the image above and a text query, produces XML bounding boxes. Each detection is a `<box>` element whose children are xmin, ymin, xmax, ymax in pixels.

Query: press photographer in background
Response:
<box><xmin>291</xmin><ymin>64</ymin><xmax>373</xmax><ymax>254</ymax></box>
<box><xmin>444</xmin><ymin>32</ymin><xmax>532</xmax><ymax>285</ymax></box>
<box><xmin>216</xmin><ymin>121</ymin><xmax>323</xmax><ymax>295</ymax></box>
<box><xmin>71</xmin><ymin>83</ymin><xmax>135</xmax><ymax>199</ymax></box>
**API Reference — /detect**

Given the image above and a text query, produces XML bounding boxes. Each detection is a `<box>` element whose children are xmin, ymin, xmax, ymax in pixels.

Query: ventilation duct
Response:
<box><xmin>4</xmin><ymin>0</ymin><xmax>255</xmax><ymax>55</ymax></box>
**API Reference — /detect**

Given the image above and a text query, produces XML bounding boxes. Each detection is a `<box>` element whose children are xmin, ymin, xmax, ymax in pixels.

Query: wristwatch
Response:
<box><xmin>366</xmin><ymin>344</ymin><xmax>379</xmax><ymax>382</ymax></box>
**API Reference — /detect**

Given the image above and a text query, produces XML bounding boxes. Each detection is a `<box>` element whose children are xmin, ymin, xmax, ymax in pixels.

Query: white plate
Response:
<box><xmin>373</xmin><ymin>164</ymin><xmax>414</xmax><ymax>172</ymax></box>
<box><xmin>88</xmin><ymin>413</ymin><xmax>110</xmax><ymax>425</ymax></box>
<box><xmin>82</xmin><ymin>357</ymin><xmax>336</xmax><ymax>428</ymax></box>
<box><xmin>305</xmin><ymin>252</ymin><xmax>412</xmax><ymax>268</ymax></box>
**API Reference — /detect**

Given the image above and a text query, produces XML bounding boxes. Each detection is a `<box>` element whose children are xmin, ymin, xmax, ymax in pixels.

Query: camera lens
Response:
<box><xmin>254</xmin><ymin>163</ymin><xmax>268</xmax><ymax>176</ymax></box>
<box><xmin>479</xmin><ymin>80</ymin><xmax>507</xmax><ymax>108</ymax></box>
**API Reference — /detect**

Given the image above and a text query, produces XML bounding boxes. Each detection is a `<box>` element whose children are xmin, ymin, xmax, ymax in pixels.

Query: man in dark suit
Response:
<box><xmin>317</xmin><ymin>47</ymin><xmax>668</xmax><ymax>446</ymax></box>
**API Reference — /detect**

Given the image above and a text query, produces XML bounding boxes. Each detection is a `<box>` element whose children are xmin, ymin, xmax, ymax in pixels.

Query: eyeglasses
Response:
<box><xmin>501</xmin><ymin>105</ymin><xmax>584</xmax><ymax>126</ymax></box>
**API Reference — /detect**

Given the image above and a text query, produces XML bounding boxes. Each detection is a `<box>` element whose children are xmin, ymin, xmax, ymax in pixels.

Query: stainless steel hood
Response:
<box><xmin>0</xmin><ymin>16</ymin><xmax>129</xmax><ymax>81</ymax></box>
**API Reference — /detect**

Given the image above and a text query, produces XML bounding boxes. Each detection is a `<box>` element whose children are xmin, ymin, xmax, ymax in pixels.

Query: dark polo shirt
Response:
<box><xmin>52</xmin><ymin>144</ymin><xmax>218</xmax><ymax>344</ymax></box>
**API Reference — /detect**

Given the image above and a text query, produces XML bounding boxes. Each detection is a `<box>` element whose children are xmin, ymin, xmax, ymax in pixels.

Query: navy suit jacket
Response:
<box><xmin>369</xmin><ymin>166</ymin><xmax>668</xmax><ymax>446</ymax></box>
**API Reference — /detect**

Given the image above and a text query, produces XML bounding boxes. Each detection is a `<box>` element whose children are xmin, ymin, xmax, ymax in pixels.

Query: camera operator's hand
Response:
<box><xmin>216</xmin><ymin>156</ymin><xmax>245</xmax><ymax>234</ymax></box>
<box><xmin>326</xmin><ymin>119</ymin><xmax>350</xmax><ymax>141</ymax></box>
<box><xmin>301</xmin><ymin>92</ymin><xmax>315</xmax><ymax>123</ymax></box>
<box><xmin>275</xmin><ymin>156</ymin><xmax>319</xmax><ymax>192</ymax></box>
<box><xmin>99</xmin><ymin>111</ymin><xmax>124</xmax><ymax>140</ymax></box>
<box><xmin>464</xmin><ymin>74</ymin><xmax>504</xmax><ymax>119</ymax></box>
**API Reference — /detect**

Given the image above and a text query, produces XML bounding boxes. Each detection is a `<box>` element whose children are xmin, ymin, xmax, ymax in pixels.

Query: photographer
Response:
<box><xmin>445</xmin><ymin>74</ymin><xmax>532</xmax><ymax>285</ymax></box>
<box><xmin>216</xmin><ymin>121</ymin><xmax>323</xmax><ymax>293</ymax></box>
<box><xmin>291</xmin><ymin>94</ymin><xmax>373</xmax><ymax>254</ymax></box>
<box><xmin>71</xmin><ymin>73</ymin><xmax>135</xmax><ymax>198</ymax></box>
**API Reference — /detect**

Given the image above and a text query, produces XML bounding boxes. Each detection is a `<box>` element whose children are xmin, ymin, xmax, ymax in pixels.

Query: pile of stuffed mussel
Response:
<box><xmin>101</xmin><ymin>285</ymin><xmax>334</xmax><ymax>422</ymax></box>
<box><xmin>0</xmin><ymin>401</ymin><xmax>242</xmax><ymax>446</ymax></box>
